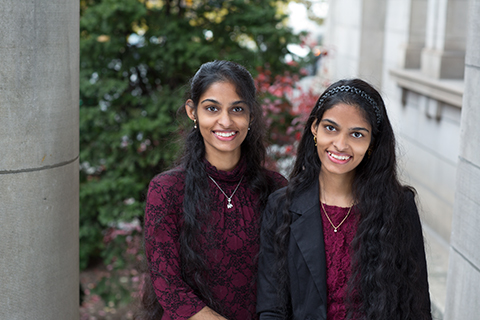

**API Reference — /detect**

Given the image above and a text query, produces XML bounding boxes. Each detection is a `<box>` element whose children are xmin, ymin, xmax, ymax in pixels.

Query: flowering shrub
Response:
<box><xmin>255</xmin><ymin>66</ymin><xmax>322</xmax><ymax>176</ymax></box>
<box><xmin>85</xmin><ymin>219</ymin><xmax>144</xmax><ymax>307</ymax></box>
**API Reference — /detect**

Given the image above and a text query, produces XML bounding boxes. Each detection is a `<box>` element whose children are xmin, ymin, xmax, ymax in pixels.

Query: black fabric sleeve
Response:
<box><xmin>405</xmin><ymin>190</ymin><xmax>433</xmax><ymax>319</ymax></box>
<box><xmin>257</xmin><ymin>190</ymin><xmax>289</xmax><ymax>320</ymax></box>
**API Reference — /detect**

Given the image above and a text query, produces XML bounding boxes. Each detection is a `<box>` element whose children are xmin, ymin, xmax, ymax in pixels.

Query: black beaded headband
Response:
<box><xmin>316</xmin><ymin>85</ymin><xmax>382</xmax><ymax>125</ymax></box>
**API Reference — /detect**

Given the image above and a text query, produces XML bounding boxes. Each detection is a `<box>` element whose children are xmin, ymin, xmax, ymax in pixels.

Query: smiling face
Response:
<box><xmin>186</xmin><ymin>81</ymin><xmax>251</xmax><ymax>169</ymax></box>
<box><xmin>311</xmin><ymin>103</ymin><xmax>372</xmax><ymax>180</ymax></box>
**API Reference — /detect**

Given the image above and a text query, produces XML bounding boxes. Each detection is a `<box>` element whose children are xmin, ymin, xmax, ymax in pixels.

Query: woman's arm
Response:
<box><xmin>406</xmin><ymin>190</ymin><xmax>432</xmax><ymax>319</ymax></box>
<box><xmin>144</xmin><ymin>173</ymin><xmax>207</xmax><ymax>319</ymax></box>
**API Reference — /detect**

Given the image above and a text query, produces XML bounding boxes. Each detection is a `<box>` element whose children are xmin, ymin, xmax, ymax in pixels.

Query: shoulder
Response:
<box><xmin>404</xmin><ymin>186</ymin><xmax>416</xmax><ymax>201</ymax></box>
<box><xmin>148</xmin><ymin>166</ymin><xmax>185</xmax><ymax>190</ymax></box>
<box><xmin>264</xmin><ymin>186</ymin><xmax>288</xmax><ymax>217</ymax></box>
<box><xmin>399</xmin><ymin>187</ymin><xmax>425</xmax><ymax>240</ymax></box>
<box><xmin>261</xmin><ymin>186</ymin><xmax>288</xmax><ymax>232</ymax></box>
<box><xmin>145</xmin><ymin>166</ymin><xmax>186</xmax><ymax>224</ymax></box>
<box><xmin>262</xmin><ymin>168</ymin><xmax>288</xmax><ymax>189</ymax></box>
<box><xmin>268</xmin><ymin>185</ymin><xmax>288</xmax><ymax>203</ymax></box>
<box><xmin>146</xmin><ymin>166</ymin><xmax>185</xmax><ymax>205</ymax></box>
<box><xmin>402</xmin><ymin>186</ymin><xmax>418</xmax><ymax>216</ymax></box>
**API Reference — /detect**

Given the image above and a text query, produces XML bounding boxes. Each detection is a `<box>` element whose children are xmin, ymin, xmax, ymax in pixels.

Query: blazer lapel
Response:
<box><xmin>289</xmin><ymin>179</ymin><xmax>327</xmax><ymax>306</ymax></box>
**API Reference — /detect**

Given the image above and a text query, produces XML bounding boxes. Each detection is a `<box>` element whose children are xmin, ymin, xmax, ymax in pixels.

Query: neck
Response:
<box><xmin>318</xmin><ymin>170</ymin><xmax>354</xmax><ymax>207</ymax></box>
<box><xmin>205</xmin><ymin>150</ymin><xmax>241</xmax><ymax>172</ymax></box>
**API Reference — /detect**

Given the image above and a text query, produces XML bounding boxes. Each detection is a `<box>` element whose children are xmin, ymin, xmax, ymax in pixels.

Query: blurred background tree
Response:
<box><xmin>79</xmin><ymin>0</ymin><xmax>308</xmax><ymax>272</ymax></box>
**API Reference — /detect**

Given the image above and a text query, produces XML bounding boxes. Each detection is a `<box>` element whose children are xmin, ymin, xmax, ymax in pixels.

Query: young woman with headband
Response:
<box><xmin>138</xmin><ymin>60</ymin><xmax>287</xmax><ymax>320</ymax></box>
<box><xmin>257</xmin><ymin>79</ymin><xmax>432</xmax><ymax>320</ymax></box>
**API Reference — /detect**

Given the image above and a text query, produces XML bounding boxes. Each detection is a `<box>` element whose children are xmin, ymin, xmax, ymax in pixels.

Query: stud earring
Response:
<box><xmin>194</xmin><ymin>118</ymin><xmax>197</xmax><ymax>129</ymax></box>
<box><xmin>248</xmin><ymin>127</ymin><xmax>250</xmax><ymax>131</ymax></box>
<box><xmin>313</xmin><ymin>136</ymin><xmax>317</xmax><ymax>146</ymax></box>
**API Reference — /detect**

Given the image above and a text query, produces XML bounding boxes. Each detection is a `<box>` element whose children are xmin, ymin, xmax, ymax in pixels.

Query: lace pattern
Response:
<box><xmin>321</xmin><ymin>203</ymin><xmax>357</xmax><ymax>320</ymax></box>
<box><xmin>144</xmin><ymin>159</ymin><xmax>286</xmax><ymax>320</ymax></box>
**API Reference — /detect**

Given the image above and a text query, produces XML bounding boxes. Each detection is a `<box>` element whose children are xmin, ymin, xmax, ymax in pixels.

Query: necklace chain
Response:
<box><xmin>208</xmin><ymin>175</ymin><xmax>244</xmax><ymax>209</ymax></box>
<box><xmin>321</xmin><ymin>201</ymin><xmax>353</xmax><ymax>233</ymax></box>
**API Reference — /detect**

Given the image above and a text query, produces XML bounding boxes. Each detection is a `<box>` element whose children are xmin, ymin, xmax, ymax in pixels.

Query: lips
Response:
<box><xmin>213</xmin><ymin>131</ymin><xmax>238</xmax><ymax>140</ymax></box>
<box><xmin>215</xmin><ymin>131</ymin><xmax>236</xmax><ymax>137</ymax></box>
<box><xmin>327</xmin><ymin>151</ymin><xmax>351</xmax><ymax>163</ymax></box>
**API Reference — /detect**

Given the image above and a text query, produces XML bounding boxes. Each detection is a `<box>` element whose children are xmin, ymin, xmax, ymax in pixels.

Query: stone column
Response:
<box><xmin>398</xmin><ymin>0</ymin><xmax>429</xmax><ymax>69</ymax></box>
<box><xmin>358</xmin><ymin>0</ymin><xmax>387</xmax><ymax>86</ymax></box>
<box><xmin>0</xmin><ymin>1</ymin><xmax>79</xmax><ymax>320</ymax></box>
<box><xmin>421</xmin><ymin>0</ymin><xmax>469</xmax><ymax>78</ymax></box>
<box><xmin>444</xmin><ymin>0</ymin><xmax>480</xmax><ymax>318</ymax></box>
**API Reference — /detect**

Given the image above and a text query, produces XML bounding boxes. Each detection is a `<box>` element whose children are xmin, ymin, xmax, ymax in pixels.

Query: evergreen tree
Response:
<box><xmin>79</xmin><ymin>0</ymin><xmax>303</xmax><ymax>269</ymax></box>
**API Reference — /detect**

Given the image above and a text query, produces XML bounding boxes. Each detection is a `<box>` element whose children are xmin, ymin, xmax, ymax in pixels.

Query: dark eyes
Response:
<box><xmin>325</xmin><ymin>125</ymin><xmax>336</xmax><ymax>131</ymax></box>
<box><xmin>232</xmin><ymin>106</ymin><xmax>244</xmax><ymax>112</ymax></box>
<box><xmin>324</xmin><ymin>125</ymin><xmax>364</xmax><ymax>138</ymax></box>
<box><xmin>206</xmin><ymin>106</ymin><xmax>219</xmax><ymax>112</ymax></box>
<box><xmin>205</xmin><ymin>106</ymin><xmax>245</xmax><ymax>113</ymax></box>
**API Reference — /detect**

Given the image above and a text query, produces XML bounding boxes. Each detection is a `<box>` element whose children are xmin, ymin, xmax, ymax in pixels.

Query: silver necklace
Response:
<box><xmin>208</xmin><ymin>175</ymin><xmax>244</xmax><ymax>209</ymax></box>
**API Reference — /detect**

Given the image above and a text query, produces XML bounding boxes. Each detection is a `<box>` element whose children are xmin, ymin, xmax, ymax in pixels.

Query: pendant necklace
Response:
<box><xmin>321</xmin><ymin>201</ymin><xmax>353</xmax><ymax>233</ymax></box>
<box><xmin>208</xmin><ymin>175</ymin><xmax>244</xmax><ymax>209</ymax></box>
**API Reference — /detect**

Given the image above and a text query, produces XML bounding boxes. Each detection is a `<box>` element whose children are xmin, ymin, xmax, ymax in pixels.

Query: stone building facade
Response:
<box><xmin>321</xmin><ymin>0</ymin><xmax>479</xmax><ymax>318</ymax></box>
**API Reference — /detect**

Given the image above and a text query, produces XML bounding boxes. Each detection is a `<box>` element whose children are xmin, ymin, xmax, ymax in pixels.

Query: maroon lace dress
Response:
<box><xmin>320</xmin><ymin>203</ymin><xmax>358</xmax><ymax>320</ymax></box>
<box><xmin>144</xmin><ymin>158</ymin><xmax>286</xmax><ymax>320</ymax></box>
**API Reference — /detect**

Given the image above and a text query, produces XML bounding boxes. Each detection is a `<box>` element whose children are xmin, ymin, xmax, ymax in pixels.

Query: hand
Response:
<box><xmin>188</xmin><ymin>306</ymin><xmax>228</xmax><ymax>320</ymax></box>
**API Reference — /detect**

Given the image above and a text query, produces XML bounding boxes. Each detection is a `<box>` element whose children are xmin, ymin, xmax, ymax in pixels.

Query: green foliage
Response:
<box><xmin>255</xmin><ymin>66</ymin><xmax>321</xmax><ymax>176</ymax></box>
<box><xmin>80</xmin><ymin>0</ymin><xmax>304</xmax><ymax>270</ymax></box>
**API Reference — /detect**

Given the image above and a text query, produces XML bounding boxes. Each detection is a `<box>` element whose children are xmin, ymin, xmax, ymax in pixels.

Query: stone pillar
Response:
<box><xmin>0</xmin><ymin>1</ymin><xmax>79</xmax><ymax>320</ymax></box>
<box><xmin>444</xmin><ymin>1</ymin><xmax>480</xmax><ymax>319</ymax></box>
<box><xmin>398</xmin><ymin>0</ymin><xmax>429</xmax><ymax>69</ymax></box>
<box><xmin>421</xmin><ymin>0</ymin><xmax>468</xmax><ymax>78</ymax></box>
<box><xmin>358</xmin><ymin>0</ymin><xmax>387</xmax><ymax>86</ymax></box>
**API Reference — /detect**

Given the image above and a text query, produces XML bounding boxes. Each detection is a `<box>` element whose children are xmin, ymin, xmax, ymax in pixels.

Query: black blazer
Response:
<box><xmin>256</xmin><ymin>179</ymin><xmax>431</xmax><ymax>320</ymax></box>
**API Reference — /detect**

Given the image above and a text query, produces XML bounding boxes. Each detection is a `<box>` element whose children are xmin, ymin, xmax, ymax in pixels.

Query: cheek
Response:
<box><xmin>355</xmin><ymin>144</ymin><xmax>370</xmax><ymax>159</ymax></box>
<box><xmin>237</xmin><ymin>116</ymin><xmax>251</xmax><ymax>130</ymax></box>
<box><xmin>315</xmin><ymin>144</ymin><xmax>324</xmax><ymax>160</ymax></box>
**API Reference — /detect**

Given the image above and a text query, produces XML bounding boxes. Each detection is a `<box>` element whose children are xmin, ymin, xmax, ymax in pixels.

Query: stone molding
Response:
<box><xmin>389</xmin><ymin>68</ymin><xmax>464</xmax><ymax>109</ymax></box>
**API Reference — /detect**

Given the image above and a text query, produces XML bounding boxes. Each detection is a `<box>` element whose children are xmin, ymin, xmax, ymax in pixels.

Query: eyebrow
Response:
<box><xmin>320</xmin><ymin>118</ymin><xmax>370</xmax><ymax>133</ymax></box>
<box><xmin>200</xmin><ymin>98</ymin><xmax>247</xmax><ymax>106</ymax></box>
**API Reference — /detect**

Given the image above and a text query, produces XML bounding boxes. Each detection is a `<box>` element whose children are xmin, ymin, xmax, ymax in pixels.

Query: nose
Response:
<box><xmin>333</xmin><ymin>134</ymin><xmax>348</xmax><ymax>151</ymax></box>
<box><xmin>218</xmin><ymin>110</ymin><xmax>233</xmax><ymax>127</ymax></box>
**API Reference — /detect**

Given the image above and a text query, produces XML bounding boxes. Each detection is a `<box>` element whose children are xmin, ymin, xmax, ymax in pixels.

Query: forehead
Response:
<box><xmin>321</xmin><ymin>103</ymin><xmax>371</xmax><ymax>127</ymax></box>
<box><xmin>200</xmin><ymin>81</ymin><xmax>240</xmax><ymax>100</ymax></box>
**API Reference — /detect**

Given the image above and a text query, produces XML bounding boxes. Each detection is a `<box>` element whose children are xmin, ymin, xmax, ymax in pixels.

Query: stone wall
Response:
<box><xmin>444</xmin><ymin>0</ymin><xmax>480</xmax><ymax>318</ymax></box>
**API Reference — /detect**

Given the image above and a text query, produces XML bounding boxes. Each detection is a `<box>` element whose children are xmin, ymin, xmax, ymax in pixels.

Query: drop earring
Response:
<box><xmin>194</xmin><ymin>118</ymin><xmax>197</xmax><ymax>129</ymax></box>
<box><xmin>313</xmin><ymin>136</ymin><xmax>317</xmax><ymax>146</ymax></box>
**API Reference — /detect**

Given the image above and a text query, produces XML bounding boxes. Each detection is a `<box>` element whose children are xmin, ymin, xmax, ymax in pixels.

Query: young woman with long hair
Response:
<box><xmin>257</xmin><ymin>79</ymin><xmax>432</xmax><ymax>320</ymax></box>
<box><xmin>139</xmin><ymin>60</ymin><xmax>287</xmax><ymax>320</ymax></box>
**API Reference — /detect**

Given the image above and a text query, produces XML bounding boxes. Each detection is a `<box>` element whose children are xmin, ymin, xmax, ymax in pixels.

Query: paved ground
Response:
<box><xmin>423</xmin><ymin>223</ymin><xmax>449</xmax><ymax>320</ymax></box>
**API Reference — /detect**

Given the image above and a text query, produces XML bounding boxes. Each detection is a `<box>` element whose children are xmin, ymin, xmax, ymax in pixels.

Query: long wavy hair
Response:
<box><xmin>137</xmin><ymin>60</ymin><xmax>277</xmax><ymax>319</ymax></box>
<box><xmin>272</xmin><ymin>79</ymin><xmax>429</xmax><ymax>319</ymax></box>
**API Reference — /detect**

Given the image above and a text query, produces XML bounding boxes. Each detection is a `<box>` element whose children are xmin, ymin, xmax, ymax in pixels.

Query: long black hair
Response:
<box><xmin>272</xmin><ymin>79</ymin><xmax>430</xmax><ymax>319</ymax></box>
<box><xmin>137</xmin><ymin>60</ymin><xmax>278</xmax><ymax>319</ymax></box>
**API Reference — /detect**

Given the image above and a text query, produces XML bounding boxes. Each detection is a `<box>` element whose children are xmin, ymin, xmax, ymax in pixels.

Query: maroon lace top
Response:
<box><xmin>144</xmin><ymin>158</ymin><xmax>286</xmax><ymax>320</ymax></box>
<box><xmin>320</xmin><ymin>203</ymin><xmax>358</xmax><ymax>320</ymax></box>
